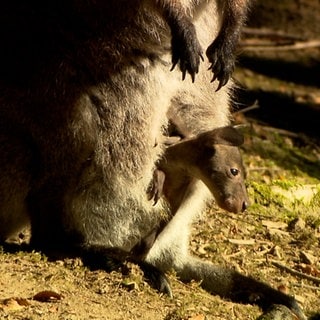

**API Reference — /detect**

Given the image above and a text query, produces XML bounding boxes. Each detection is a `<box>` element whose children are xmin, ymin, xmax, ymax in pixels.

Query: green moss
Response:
<box><xmin>249</xmin><ymin>182</ymin><xmax>286</xmax><ymax>207</ymax></box>
<box><xmin>242</xmin><ymin>125</ymin><xmax>320</xmax><ymax>183</ymax></box>
<box><xmin>306</xmin><ymin>214</ymin><xmax>320</xmax><ymax>229</ymax></box>
<box><xmin>310</xmin><ymin>189</ymin><xmax>320</xmax><ymax>207</ymax></box>
<box><xmin>272</xmin><ymin>179</ymin><xmax>299</xmax><ymax>190</ymax></box>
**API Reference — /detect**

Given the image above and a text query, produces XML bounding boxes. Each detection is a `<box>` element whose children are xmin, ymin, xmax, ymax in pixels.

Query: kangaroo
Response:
<box><xmin>0</xmin><ymin>1</ymin><xmax>306</xmax><ymax>319</ymax></box>
<box><xmin>149</xmin><ymin>0</ymin><xmax>249</xmax><ymax>87</ymax></box>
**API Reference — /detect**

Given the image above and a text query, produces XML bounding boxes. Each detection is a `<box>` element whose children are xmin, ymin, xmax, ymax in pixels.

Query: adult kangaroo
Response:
<box><xmin>0</xmin><ymin>1</ymin><xmax>305</xmax><ymax>319</ymax></box>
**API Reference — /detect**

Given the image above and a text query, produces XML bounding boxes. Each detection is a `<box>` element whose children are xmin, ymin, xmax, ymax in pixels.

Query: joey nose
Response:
<box><xmin>242</xmin><ymin>201</ymin><xmax>249</xmax><ymax>212</ymax></box>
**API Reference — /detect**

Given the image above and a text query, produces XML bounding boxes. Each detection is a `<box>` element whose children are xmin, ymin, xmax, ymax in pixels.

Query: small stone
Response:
<box><xmin>269</xmin><ymin>245</ymin><xmax>283</xmax><ymax>259</ymax></box>
<box><xmin>288</xmin><ymin>218</ymin><xmax>306</xmax><ymax>232</ymax></box>
<box><xmin>299</xmin><ymin>251</ymin><xmax>317</xmax><ymax>265</ymax></box>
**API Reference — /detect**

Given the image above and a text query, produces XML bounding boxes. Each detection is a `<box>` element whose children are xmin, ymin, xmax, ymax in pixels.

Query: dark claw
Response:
<box><xmin>170</xmin><ymin>46</ymin><xmax>202</xmax><ymax>82</ymax></box>
<box><xmin>214</xmin><ymin>74</ymin><xmax>229</xmax><ymax>92</ymax></box>
<box><xmin>182</xmin><ymin>69</ymin><xmax>187</xmax><ymax>81</ymax></box>
<box><xmin>139</xmin><ymin>262</ymin><xmax>173</xmax><ymax>298</ymax></box>
<box><xmin>169</xmin><ymin>22</ymin><xmax>203</xmax><ymax>82</ymax></box>
<box><xmin>206</xmin><ymin>38</ymin><xmax>236</xmax><ymax>90</ymax></box>
<box><xmin>170</xmin><ymin>62</ymin><xmax>177</xmax><ymax>72</ymax></box>
<box><xmin>190</xmin><ymin>71</ymin><xmax>195</xmax><ymax>83</ymax></box>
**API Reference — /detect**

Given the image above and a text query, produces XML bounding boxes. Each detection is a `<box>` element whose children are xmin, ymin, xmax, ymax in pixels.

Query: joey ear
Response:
<box><xmin>203</xmin><ymin>126</ymin><xmax>244</xmax><ymax>147</ymax></box>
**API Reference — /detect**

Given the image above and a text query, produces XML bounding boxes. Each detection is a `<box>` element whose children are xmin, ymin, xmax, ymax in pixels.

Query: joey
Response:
<box><xmin>149</xmin><ymin>126</ymin><xmax>249</xmax><ymax>213</ymax></box>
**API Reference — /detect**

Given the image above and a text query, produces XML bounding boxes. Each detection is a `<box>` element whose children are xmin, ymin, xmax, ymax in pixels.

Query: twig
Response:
<box><xmin>241</xmin><ymin>39</ymin><xmax>320</xmax><ymax>51</ymax></box>
<box><xmin>271</xmin><ymin>260</ymin><xmax>320</xmax><ymax>285</ymax></box>
<box><xmin>243</xmin><ymin>27</ymin><xmax>306</xmax><ymax>41</ymax></box>
<box><xmin>293</xmin><ymin>283</ymin><xmax>320</xmax><ymax>291</ymax></box>
<box><xmin>241</xmin><ymin>39</ymin><xmax>295</xmax><ymax>47</ymax></box>
<box><xmin>255</xmin><ymin>125</ymin><xmax>300</xmax><ymax>138</ymax></box>
<box><xmin>244</xmin><ymin>118</ymin><xmax>320</xmax><ymax>151</ymax></box>
<box><xmin>233</xmin><ymin>100</ymin><xmax>260</xmax><ymax>115</ymax></box>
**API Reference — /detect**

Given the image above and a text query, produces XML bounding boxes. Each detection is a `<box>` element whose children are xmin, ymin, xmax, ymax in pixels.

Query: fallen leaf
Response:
<box><xmin>277</xmin><ymin>284</ymin><xmax>289</xmax><ymax>294</ymax></box>
<box><xmin>0</xmin><ymin>297</ymin><xmax>30</xmax><ymax>311</ymax></box>
<box><xmin>121</xmin><ymin>279</ymin><xmax>139</xmax><ymax>291</ymax></box>
<box><xmin>267</xmin><ymin>228</ymin><xmax>290</xmax><ymax>237</ymax></box>
<box><xmin>299</xmin><ymin>251</ymin><xmax>317</xmax><ymax>265</ymax></box>
<box><xmin>228</xmin><ymin>238</ymin><xmax>255</xmax><ymax>245</ymax></box>
<box><xmin>33</xmin><ymin>290</ymin><xmax>63</xmax><ymax>302</ymax></box>
<box><xmin>262</xmin><ymin>220</ymin><xmax>287</xmax><ymax>230</ymax></box>
<box><xmin>296</xmin><ymin>263</ymin><xmax>320</xmax><ymax>277</ymax></box>
<box><xmin>269</xmin><ymin>245</ymin><xmax>283</xmax><ymax>259</ymax></box>
<box><xmin>188</xmin><ymin>314</ymin><xmax>205</xmax><ymax>320</ymax></box>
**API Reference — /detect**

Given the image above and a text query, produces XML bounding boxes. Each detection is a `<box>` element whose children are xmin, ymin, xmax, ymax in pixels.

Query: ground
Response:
<box><xmin>1</xmin><ymin>1</ymin><xmax>319</xmax><ymax>319</ymax></box>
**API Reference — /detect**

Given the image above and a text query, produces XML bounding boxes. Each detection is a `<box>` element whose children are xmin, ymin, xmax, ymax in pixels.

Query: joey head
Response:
<box><xmin>149</xmin><ymin>126</ymin><xmax>249</xmax><ymax>214</ymax></box>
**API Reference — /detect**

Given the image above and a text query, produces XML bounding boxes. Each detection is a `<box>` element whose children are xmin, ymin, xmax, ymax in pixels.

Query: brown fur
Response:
<box><xmin>149</xmin><ymin>126</ymin><xmax>249</xmax><ymax>213</ymax></box>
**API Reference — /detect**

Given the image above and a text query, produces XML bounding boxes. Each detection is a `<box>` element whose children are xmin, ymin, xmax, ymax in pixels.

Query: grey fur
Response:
<box><xmin>147</xmin><ymin>0</ymin><xmax>249</xmax><ymax>86</ymax></box>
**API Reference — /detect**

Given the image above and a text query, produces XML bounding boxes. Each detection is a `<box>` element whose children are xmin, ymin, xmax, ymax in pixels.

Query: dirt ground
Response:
<box><xmin>1</xmin><ymin>1</ymin><xmax>320</xmax><ymax>319</ymax></box>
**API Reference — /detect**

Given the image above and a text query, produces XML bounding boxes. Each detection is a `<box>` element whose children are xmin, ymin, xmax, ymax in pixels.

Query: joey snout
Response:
<box><xmin>202</xmin><ymin>168</ymin><xmax>249</xmax><ymax>214</ymax></box>
<box><xmin>218</xmin><ymin>192</ymin><xmax>249</xmax><ymax>214</ymax></box>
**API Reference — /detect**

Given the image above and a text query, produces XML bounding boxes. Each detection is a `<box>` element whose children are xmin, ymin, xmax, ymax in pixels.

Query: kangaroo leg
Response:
<box><xmin>145</xmin><ymin>180</ymin><xmax>306</xmax><ymax>320</ymax></box>
<box><xmin>177</xmin><ymin>257</ymin><xmax>306</xmax><ymax>320</ymax></box>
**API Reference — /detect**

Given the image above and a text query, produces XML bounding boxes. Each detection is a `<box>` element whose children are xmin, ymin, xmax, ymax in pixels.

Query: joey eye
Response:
<box><xmin>230</xmin><ymin>168</ymin><xmax>239</xmax><ymax>176</ymax></box>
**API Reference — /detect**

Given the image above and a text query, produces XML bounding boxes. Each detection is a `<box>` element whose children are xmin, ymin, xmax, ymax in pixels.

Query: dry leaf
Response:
<box><xmin>299</xmin><ymin>251</ymin><xmax>317</xmax><ymax>265</ymax></box>
<box><xmin>33</xmin><ymin>290</ymin><xmax>63</xmax><ymax>302</ymax></box>
<box><xmin>262</xmin><ymin>220</ymin><xmax>287</xmax><ymax>230</ymax></box>
<box><xmin>0</xmin><ymin>297</ymin><xmax>30</xmax><ymax>311</ymax></box>
<box><xmin>277</xmin><ymin>284</ymin><xmax>289</xmax><ymax>294</ymax></box>
<box><xmin>269</xmin><ymin>245</ymin><xmax>283</xmax><ymax>258</ymax></box>
<box><xmin>296</xmin><ymin>263</ymin><xmax>320</xmax><ymax>277</ymax></box>
<box><xmin>268</xmin><ymin>228</ymin><xmax>290</xmax><ymax>237</ymax></box>
<box><xmin>188</xmin><ymin>314</ymin><xmax>205</xmax><ymax>320</ymax></box>
<box><xmin>228</xmin><ymin>238</ymin><xmax>255</xmax><ymax>245</ymax></box>
<box><xmin>121</xmin><ymin>280</ymin><xmax>139</xmax><ymax>291</ymax></box>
